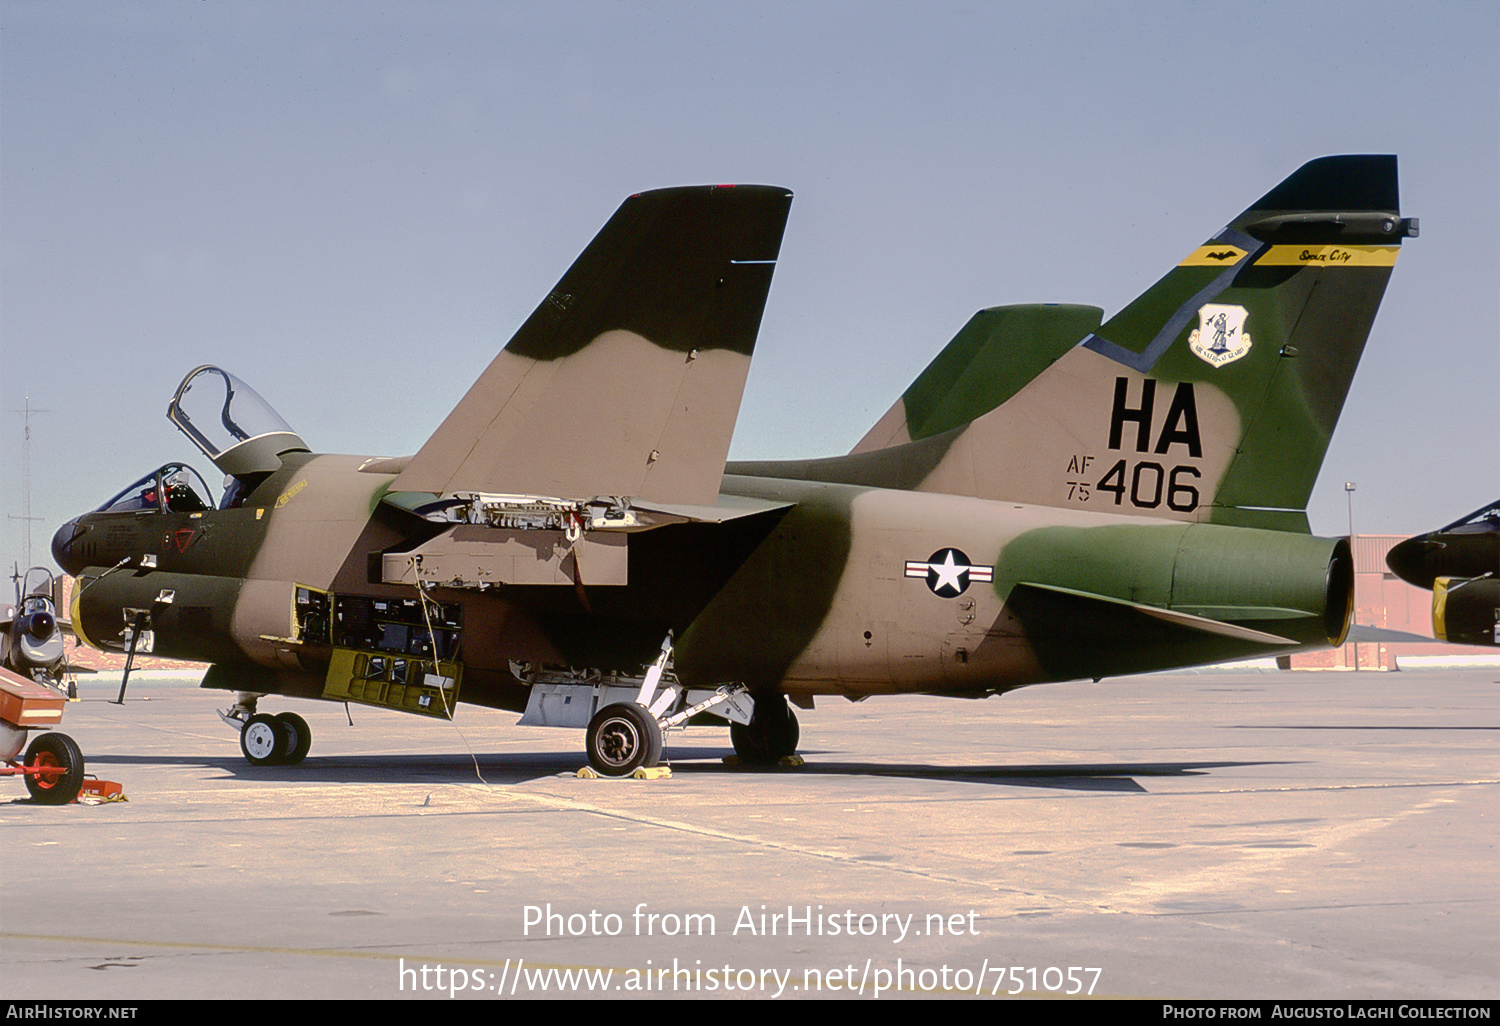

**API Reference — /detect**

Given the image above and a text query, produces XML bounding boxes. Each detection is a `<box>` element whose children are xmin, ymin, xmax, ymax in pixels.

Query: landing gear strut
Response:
<box><xmin>515</xmin><ymin>632</ymin><xmax>758</xmax><ymax>776</ymax></box>
<box><xmin>731</xmin><ymin>694</ymin><xmax>799</xmax><ymax>764</ymax></box>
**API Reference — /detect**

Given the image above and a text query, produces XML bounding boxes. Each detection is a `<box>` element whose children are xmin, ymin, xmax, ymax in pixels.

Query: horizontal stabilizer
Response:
<box><xmin>1006</xmin><ymin>581</ymin><xmax>1297</xmax><ymax>682</ymax></box>
<box><xmin>394</xmin><ymin>185</ymin><xmax>793</xmax><ymax>505</ymax></box>
<box><xmin>1017</xmin><ymin>583</ymin><xmax>1298</xmax><ymax>646</ymax></box>
<box><xmin>1345</xmin><ymin>623</ymin><xmax>1438</xmax><ymax>645</ymax></box>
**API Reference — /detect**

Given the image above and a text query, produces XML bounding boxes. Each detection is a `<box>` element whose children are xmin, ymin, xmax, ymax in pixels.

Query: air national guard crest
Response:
<box><xmin>1188</xmin><ymin>303</ymin><xmax>1253</xmax><ymax>367</ymax></box>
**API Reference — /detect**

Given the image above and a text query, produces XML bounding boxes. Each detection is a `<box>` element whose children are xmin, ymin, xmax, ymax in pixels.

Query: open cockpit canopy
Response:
<box><xmin>168</xmin><ymin>366</ymin><xmax>308</xmax><ymax>478</ymax></box>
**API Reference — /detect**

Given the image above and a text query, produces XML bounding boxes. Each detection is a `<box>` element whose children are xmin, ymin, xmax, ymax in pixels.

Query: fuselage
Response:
<box><xmin>52</xmin><ymin>451</ymin><xmax>1351</xmax><ymax>712</ymax></box>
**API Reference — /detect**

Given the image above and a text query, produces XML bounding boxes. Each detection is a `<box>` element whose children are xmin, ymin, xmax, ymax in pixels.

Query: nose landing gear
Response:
<box><xmin>224</xmin><ymin>698</ymin><xmax>313</xmax><ymax>767</ymax></box>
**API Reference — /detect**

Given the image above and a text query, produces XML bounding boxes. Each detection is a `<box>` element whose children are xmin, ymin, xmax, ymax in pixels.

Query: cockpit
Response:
<box><xmin>94</xmin><ymin>463</ymin><xmax>218</xmax><ymax>514</ymax></box>
<box><xmin>86</xmin><ymin>366</ymin><xmax>311</xmax><ymax>515</ymax></box>
<box><xmin>1440</xmin><ymin>501</ymin><xmax>1500</xmax><ymax>535</ymax></box>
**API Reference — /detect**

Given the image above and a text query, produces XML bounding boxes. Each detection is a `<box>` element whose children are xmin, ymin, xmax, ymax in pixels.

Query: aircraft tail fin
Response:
<box><xmin>850</xmin><ymin>304</ymin><xmax>1102</xmax><ymax>454</ymax></box>
<box><xmin>393</xmin><ymin>185</ymin><xmax>792</xmax><ymax>505</ymax></box>
<box><xmin>739</xmin><ymin>156</ymin><xmax>1415</xmax><ymax>532</ymax></box>
<box><xmin>1047</xmin><ymin>154</ymin><xmax>1417</xmax><ymax>529</ymax></box>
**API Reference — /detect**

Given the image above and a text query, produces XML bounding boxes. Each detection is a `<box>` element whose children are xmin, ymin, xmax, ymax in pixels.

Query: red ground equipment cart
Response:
<box><xmin>1</xmin><ymin>665</ymin><xmax>84</xmax><ymax>805</ymax></box>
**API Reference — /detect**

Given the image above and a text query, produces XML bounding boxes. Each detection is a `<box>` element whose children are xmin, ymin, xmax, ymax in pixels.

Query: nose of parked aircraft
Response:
<box><xmin>1385</xmin><ymin>534</ymin><xmax>1437</xmax><ymax>589</ymax></box>
<box><xmin>22</xmin><ymin>609</ymin><xmax>56</xmax><ymax>643</ymax></box>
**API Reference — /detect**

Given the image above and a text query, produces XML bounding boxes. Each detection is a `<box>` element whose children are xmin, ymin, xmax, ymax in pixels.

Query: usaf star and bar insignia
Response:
<box><xmin>905</xmin><ymin>548</ymin><xmax>994</xmax><ymax>598</ymax></box>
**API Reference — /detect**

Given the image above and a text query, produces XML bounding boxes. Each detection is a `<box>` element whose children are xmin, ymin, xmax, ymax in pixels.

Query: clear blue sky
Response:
<box><xmin>3</xmin><ymin>1</ymin><xmax>1496</xmax><ymax>568</ymax></box>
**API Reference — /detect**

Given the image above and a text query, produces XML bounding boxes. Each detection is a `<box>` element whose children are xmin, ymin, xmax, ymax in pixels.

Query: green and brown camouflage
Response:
<box><xmin>51</xmin><ymin>157</ymin><xmax>1415</xmax><ymax>773</ymax></box>
<box><xmin>735</xmin><ymin>155</ymin><xmax>1414</xmax><ymax>533</ymax></box>
<box><xmin>852</xmin><ymin>303</ymin><xmax>1104</xmax><ymax>453</ymax></box>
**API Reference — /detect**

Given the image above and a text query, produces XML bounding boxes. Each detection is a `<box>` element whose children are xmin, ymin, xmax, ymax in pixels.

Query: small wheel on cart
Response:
<box><xmin>240</xmin><ymin>713</ymin><xmax>284</xmax><ymax>766</ymax></box>
<box><xmin>586</xmin><ymin>703</ymin><xmax>663</xmax><ymax>776</ymax></box>
<box><xmin>273</xmin><ymin>711</ymin><xmax>312</xmax><ymax>765</ymax></box>
<box><xmin>24</xmin><ymin>731</ymin><xmax>85</xmax><ymax>805</ymax></box>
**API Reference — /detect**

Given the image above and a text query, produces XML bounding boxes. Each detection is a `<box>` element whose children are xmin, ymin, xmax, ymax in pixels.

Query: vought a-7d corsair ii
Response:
<box><xmin>51</xmin><ymin>157</ymin><xmax>1417</xmax><ymax>775</ymax></box>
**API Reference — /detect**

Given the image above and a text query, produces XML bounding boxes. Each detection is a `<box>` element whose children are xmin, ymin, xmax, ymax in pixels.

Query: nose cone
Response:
<box><xmin>22</xmin><ymin>609</ymin><xmax>56</xmax><ymax>643</ymax></box>
<box><xmin>51</xmin><ymin>517</ymin><xmax>84</xmax><ymax>576</ymax></box>
<box><xmin>1385</xmin><ymin>534</ymin><xmax>1437</xmax><ymax>589</ymax></box>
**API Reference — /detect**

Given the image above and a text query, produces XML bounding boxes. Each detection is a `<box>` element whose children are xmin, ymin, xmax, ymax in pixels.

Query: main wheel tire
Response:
<box><xmin>24</xmin><ymin>731</ymin><xmax>85</xmax><ymax>805</ymax></box>
<box><xmin>586</xmin><ymin>703</ymin><xmax>663</xmax><ymax>776</ymax></box>
<box><xmin>240</xmin><ymin>713</ymin><xmax>284</xmax><ymax>766</ymax></box>
<box><xmin>273</xmin><ymin>712</ymin><xmax>312</xmax><ymax>765</ymax></box>
<box><xmin>730</xmin><ymin>695</ymin><xmax>799</xmax><ymax>764</ymax></box>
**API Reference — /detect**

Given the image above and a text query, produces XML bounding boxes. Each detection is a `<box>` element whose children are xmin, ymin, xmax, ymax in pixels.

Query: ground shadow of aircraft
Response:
<box><xmin>77</xmin><ymin>748</ymin><xmax>1274</xmax><ymax>793</ymax></box>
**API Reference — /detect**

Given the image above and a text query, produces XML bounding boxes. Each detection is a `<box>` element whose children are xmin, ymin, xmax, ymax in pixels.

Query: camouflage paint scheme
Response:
<box><xmin>51</xmin><ymin>158</ymin><xmax>1417</xmax><ymax>767</ymax></box>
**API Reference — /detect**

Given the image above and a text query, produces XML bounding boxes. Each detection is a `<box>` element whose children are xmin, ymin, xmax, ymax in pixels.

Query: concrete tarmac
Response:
<box><xmin>2</xmin><ymin>667</ymin><xmax>1496</xmax><ymax>1000</ymax></box>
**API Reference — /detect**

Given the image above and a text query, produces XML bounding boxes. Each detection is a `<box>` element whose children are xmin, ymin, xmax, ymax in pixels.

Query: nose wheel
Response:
<box><xmin>239</xmin><ymin>711</ymin><xmax>312</xmax><ymax>766</ymax></box>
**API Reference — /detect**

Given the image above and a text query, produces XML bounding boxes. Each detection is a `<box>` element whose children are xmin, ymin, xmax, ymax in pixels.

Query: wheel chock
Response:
<box><xmin>778</xmin><ymin>754</ymin><xmax>805</xmax><ymax>768</ymax></box>
<box><xmin>574</xmin><ymin>765</ymin><xmax>673</xmax><ymax>780</ymax></box>
<box><xmin>78</xmin><ymin>779</ymin><xmax>125</xmax><ymax>800</ymax></box>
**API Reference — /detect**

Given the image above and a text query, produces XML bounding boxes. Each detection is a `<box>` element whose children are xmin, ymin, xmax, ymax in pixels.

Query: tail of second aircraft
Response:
<box><xmin>737</xmin><ymin>155</ymin><xmax>1416</xmax><ymax>532</ymax></box>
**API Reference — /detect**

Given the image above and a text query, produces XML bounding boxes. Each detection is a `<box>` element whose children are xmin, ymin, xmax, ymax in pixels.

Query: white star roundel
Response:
<box><xmin>904</xmin><ymin>548</ymin><xmax>994</xmax><ymax>598</ymax></box>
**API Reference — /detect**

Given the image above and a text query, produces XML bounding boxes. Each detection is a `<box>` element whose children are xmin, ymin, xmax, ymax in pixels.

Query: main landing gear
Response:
<box><xmin>222</xmin><ymin>697</ymin><xmax>311</xmax><ymax>767</ymax></box>
<box><xmin>517</xmin><ymin>633</ymin><xmax>802</xmax><ymax>776</ymax></box>
<box><xmin>585</xmin><ymin>702</ymin><xmax>664</xmax><ymax>776</ymax></box>
<box><xmin>577</xmin><ymin>691</ymin><xmax>798</xmax><ymax>775</ymax></box>
<box><xmin>730</xmin><ymin>694</ymin><xmax>800</xmax><ymax>765</ymax></box>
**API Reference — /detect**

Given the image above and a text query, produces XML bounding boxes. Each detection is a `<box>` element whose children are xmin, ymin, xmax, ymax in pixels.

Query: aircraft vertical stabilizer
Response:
<box><xmin>736</xmin><ymin>156</ymin><xmax>1415</xmax><ymax>533</ymax></box>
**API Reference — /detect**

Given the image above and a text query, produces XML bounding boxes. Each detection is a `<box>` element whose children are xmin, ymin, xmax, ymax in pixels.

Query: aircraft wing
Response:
<box><xmin>393</xmin><ymin>185</ymin><xmax>793</xmax><ymax>506</ymax></box>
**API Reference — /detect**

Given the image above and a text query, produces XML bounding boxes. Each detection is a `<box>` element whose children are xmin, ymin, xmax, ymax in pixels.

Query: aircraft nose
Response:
<box><xmin>51</xmin><ymin>517</ymin><xmax>84</xmax><ymax>575</ymax></box>
<box><xmin>23</xmin><ymin>610</ymin><xmax>56</xmax><ymax>643</ymax></box>
<box><xmin>1385</xmin><ymin>535</ymin><xmax>1436</xmax><ymax>589</ymax></box>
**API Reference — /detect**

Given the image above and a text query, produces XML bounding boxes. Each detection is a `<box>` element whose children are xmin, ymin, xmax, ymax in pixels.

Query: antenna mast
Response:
<box><xmin>9</xmin><ymin>396</ymin><xmax>49</xmax><ymax>568</ymax></box>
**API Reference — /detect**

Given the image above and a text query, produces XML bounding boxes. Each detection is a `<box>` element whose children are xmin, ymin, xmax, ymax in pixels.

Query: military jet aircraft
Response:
<box><xmin>1</xmin><ymin>565</ymin><xmax>87</xmax><ymax>696</ymax></box>
<box><xmin>1386</xmin><ymin>501</ymin><xmax>1499</xmax><ymax>646</ymax></box>
<box><xmin>52</xmin><ymin>157</ymin><xmax>1418</xmax><ymax>775</ymax></box>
